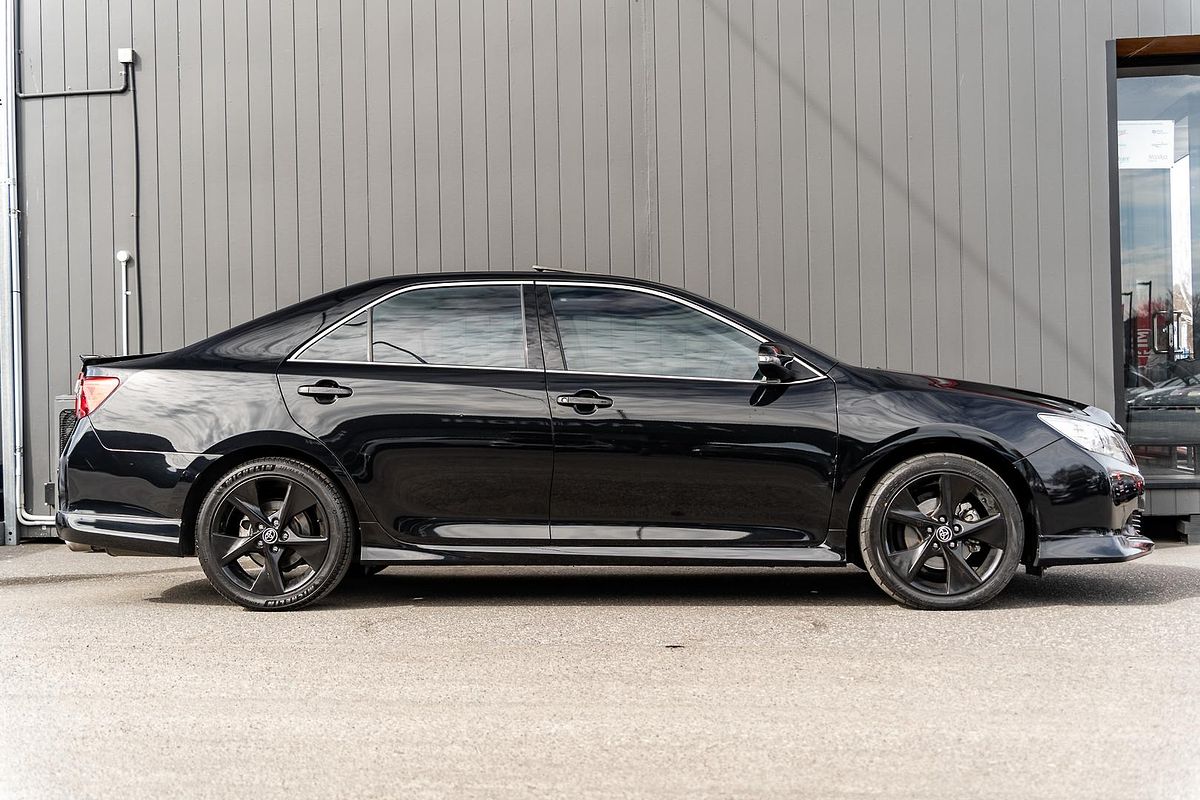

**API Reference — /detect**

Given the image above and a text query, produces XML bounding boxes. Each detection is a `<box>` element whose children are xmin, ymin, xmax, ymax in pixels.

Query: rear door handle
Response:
<box><xmin>556</xmin><ymin>390</ymin><xmax>614</xmax><ymax>413</ymax></box>
<box><xmin>297</xmin><ymin>381</ymin><xmax>353</xmax><ymax>403</ymax></box>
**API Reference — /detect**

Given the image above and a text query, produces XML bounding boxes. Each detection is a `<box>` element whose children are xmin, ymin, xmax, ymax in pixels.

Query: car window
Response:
<box><xmin>547</xmin><ymin>285</ymin><xmax>761</xmax><ymax>380</ymax></box>
<box><xmin>302</xmin><ymin>311</ymin><xmax>369</xmax><ymax>361</ymax></box>
<box><xmin>302</xmin><ymin>284</ymin><xmax>528</xmax><ymax>369</ymax></box>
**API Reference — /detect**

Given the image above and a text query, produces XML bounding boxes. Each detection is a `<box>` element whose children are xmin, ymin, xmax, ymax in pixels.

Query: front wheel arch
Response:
<box><xmin>180</xmin><ymin>444</ymin><xmax>359</xmax><ymax>557</ymax></box>
<box><xmin>840</xmin><ymin>438</ymin><xmax>1039</xmax><ymax>569</ymax></box>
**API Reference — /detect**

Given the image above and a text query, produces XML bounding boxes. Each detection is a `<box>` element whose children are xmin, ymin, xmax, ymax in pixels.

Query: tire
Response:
<box><xmin>858</xmin><ymin>453</ymin><xmax>1023</xmax><ymax>610</ymax></box>
<box><xmin>196</xmin><ymin>457</ymin><xmax>355</xmax><ymax>611</ymax></box>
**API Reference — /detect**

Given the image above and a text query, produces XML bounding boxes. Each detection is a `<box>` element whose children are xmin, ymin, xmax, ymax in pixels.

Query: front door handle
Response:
<box><xmin>556</xmin><ymin>390</ymin><xmax>614</xmax><ymax>414</ymax></box>
<box><xmin>297</xmin><ymin>381</ymin><xmax>353</xmax><ymax>404</ymax></box>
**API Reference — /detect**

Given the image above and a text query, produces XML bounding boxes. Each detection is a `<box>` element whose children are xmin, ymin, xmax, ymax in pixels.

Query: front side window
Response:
<box><xmin>547</xmin><ymin>285</ymin><xmax>761</xmax><ymax>380</ymax></box>
<box><xmin>300</xmin><ymin>284</ymin><xmax>527</xmax><ymax>369</ymax></box>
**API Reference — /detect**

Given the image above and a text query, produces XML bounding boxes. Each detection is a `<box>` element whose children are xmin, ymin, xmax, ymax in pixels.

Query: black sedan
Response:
<box><xmin>57</xmin><ymin>270</ymin><xmax>1151</xmax><ymax>610</ymax></box>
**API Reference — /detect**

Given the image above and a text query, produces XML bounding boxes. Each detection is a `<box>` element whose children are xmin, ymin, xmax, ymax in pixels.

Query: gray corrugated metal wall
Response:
<box><xmin>11</xmin><ymin>0</ymin><xmax>1200</xmax><ymax>526</ymax></box>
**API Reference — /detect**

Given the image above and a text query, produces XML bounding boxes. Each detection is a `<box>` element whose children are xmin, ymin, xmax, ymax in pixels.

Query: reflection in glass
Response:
<box><xmin>1118</xmin><ymin>72</ymin><xmax>1200</xmax><ymax>482</ymax></box>
<box><xmin>549</xmin><ymin>286</ymin><xmax>761</xmax><ymax>380</ymax></box>
<box><xmin>303</xmin><ymin>311</ymin><xmax>369</xmax><ymax>361</ymax></box>
<box><xmin>371</xmin><ymin>285</ymin><xmax>526</xmax><ymax>368</ymax></box>
<box><xmin>301</xmin><ymin>286</ymin><xmax>527</xmax><ymax>369</ymax></box>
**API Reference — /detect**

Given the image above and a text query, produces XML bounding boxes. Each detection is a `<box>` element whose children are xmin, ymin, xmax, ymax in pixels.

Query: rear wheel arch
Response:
<box><xmin>840</xmin><ymin>437</ymin><xmax>1039</xmax><ymax>568</ymax></box>
<box><xmin>180</xmin><ymin>443</ymin><xmax>361</xmax><ymax>556</ymax></box>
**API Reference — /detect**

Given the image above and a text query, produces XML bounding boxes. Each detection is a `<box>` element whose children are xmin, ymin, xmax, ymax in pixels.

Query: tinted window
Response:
<box><xmin>302</xmin><ymin>311</ymin><xmax>368</xmax><ymax>361</ymax></box>
<box><xmin>548</xmin><ymin>285</ymin><xmax>761</xmax><ymax>380</ymax></box>
<box><xmin>301</xmin><ymin>285</ymin><xmax>528</xmax><ymax>368</ymax></box>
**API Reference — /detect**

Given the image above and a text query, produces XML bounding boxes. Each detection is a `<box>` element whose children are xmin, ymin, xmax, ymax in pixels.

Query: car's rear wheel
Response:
<box><xmin>196</xmin><ymin>457</ymin><xmax>354</xmax><ymax>611</ymax></box>
<box><xmin>859</xmin><ymin>453</ymin><xmax>1023</xmax><ymax>610</ymax></box>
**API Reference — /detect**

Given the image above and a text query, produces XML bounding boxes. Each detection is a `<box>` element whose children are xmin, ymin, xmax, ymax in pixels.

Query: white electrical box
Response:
<box><xmin>117</xmin><ymin>48</ymin><xmax>135</xmax><ymax>64</ymax></box>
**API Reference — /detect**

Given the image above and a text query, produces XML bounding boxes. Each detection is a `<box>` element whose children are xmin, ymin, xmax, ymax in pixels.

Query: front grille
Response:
<box><xmin>58</xmin><ymin>409</ymin><xmax>77</xmax><ymax>454</ymax></box>
<box><xmin>1128</xmin><ymin>509</ymin><xmax>1142</xmax><ymax>535</ymax></box>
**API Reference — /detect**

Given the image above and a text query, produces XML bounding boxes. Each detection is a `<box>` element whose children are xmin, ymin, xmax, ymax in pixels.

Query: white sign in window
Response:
<box><xmin>1117</xmin><ymin>119</ymin><xmax>1175</xmax><ymax>169</ymax></box>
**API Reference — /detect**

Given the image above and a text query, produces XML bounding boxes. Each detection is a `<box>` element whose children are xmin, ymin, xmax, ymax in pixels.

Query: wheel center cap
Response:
<box><xmin>262</xmin><ymin>528</ymin><xmax>279</xmax><ymax>544</ymax></box>
<box><xmin>934</xmin><ymin>525</ymin><xmax>954</xmax><ymax>543</ymax></box>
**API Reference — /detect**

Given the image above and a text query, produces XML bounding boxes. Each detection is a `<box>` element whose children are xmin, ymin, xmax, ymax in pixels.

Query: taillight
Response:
<box><xmin>74</xmin><ymin>374</ymin><xmax>120</xmax><ymax>417</ymax></box>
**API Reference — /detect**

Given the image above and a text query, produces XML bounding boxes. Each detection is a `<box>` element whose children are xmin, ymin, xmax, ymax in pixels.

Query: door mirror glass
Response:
<box><xmin>758</xmin><ymin>342</ymin><xmax>798</xmax><ymax>382</ymax></box>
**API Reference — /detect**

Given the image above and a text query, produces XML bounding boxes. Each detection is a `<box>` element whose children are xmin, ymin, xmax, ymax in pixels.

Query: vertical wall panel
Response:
<box><xmin>459</xmin><ymin>0</ymin><xmax>489</xmax><ymax>268</ymax></box>
<box><xmin>956</xmin><ymin>0</ymin><xmax>989</xmax><ymax>383</ymax></box>
<box><xmin>904</xmin><ymin>0</ymin><xmax>937</xmax><ymax>375</ymax></box>
<box><xmin>1033</xmin><ymin>0</ymin><xmax>1068</xmax><ymax>396</ymax></box>
<box><xmin>247</xmin><ymin>0</ymin><xmax>277</xmax><ymax>319</ymax></box>
<box><xmin>507</xmin><ymin>1</ymin><xmax>537</xmax><ymax>270</ymax></box>
<box><xmin>879</xmin><ymin>0</ymin><xmax>912</xmax><ymax>371</ymax></box>
<box><xmin>729</xmin><ymin>0</ymin><xmax>759</xmax><ymax>315</ymax></box>
<box><xmin>803</xmin><ymin>0</ymin><xmax>834</xmax><ymax>354</ymax></box>
<box><xmin>853</xmin><ymin>0</ymin><xmax>884</xmax><ymax>369</ymax></box>
<box><xmin>580</xmin><ymin>0</ymin><xmax>610</xmax><ymax>273</ymax></box>
<box><xmin>555</xmin><ymin>0</ymin><xmax>585</xmax><ymax>268</ymax></box>
<box><xmin>829</xmin><ymin>0</ymin><xmax>860</xmax><ymax>364</ymax></box>
<box><xmin>483</xmin><ymin>0</ymin><xmax>514</xmax><ymax>267</ymax></box>
<box><xmin>981</xmin><ymin>0</ymin><xmax>1015</xmax><ymax>388</ymax></box>
<box><xmin>1060</xmin><ymin>0</ymin><xmax>1094</xmax><ymax>401</ymax></box>
<box><xmin>930</xmin><ymin>0</ymin><xmax>963</xmax><ymax>378</ymax></box>
<box><xmin>1008</xmin><ymin>0</ymin><xmax>1043</xmax><ymax>391</ymax></box>
<box><xmin>778</xmin><ymin>0</ymin><xmax>809</xmax><ymax>342</ymax></box>
<box><xmin>679</xmin><ymin>0</ymin><xmax>710</xmax><ymax>295</ymax></box>
<box><xmin>13</xmin><ymin>0</ymin><xmax>1200</xmax><ymax>527</ymax></box>
<box><xmin>293</xmin><ymin>0</ymin><xmax>323</xmax><ymax>298</ymax></box>
<box><xmin>703</xmin><ymin>0</ymin><xmax>734</xmax><ymax>307</ymax></box>
<box><xmin>153</xmin><ymin>0</ymin><xmax>184</xmax><ymax>348</ymax></box>
<box><xmin>652</xmin><ymin>0</ymin><xmax>683</xmax><ymax>289</ymax></box>
<box><xmin>387</xmin><ymin>0</ymin><xmax>418</xmax><ymax>274</ymax></box>
<box><xmin>753</xmin><ymin>0</ymin><xmax>784</xmax><ymax>329</ymax></box>
<box><xmin>91</xmin><ymin>0</ymin><xmax>117</xmax><ymax>353</ymax></box>
<box><xmin>224</xmin><ymin>0</ymin><xmax>253</xmax><ymax>328</ymax></box>
<box><xmin>341</xmin><ymin>0</ymin><xmax>370</xmax><ymax>285</ymax></box>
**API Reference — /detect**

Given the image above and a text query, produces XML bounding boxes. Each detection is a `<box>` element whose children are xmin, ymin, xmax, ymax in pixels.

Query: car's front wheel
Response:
<box><xmin>858</xmin><ymin>453</ymin><xmax>1024</xmax><ymax>610</ymax></box>
<box><xmin>196</xmin><ymin>457</ymin><xmax>355</xmax><ymax>610</ymax></box>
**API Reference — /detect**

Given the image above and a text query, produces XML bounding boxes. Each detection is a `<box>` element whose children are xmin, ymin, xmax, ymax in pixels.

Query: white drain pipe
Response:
<box><xmin>2</xmin><ymin>0</ymin><xmax>59</xmax><ymax>540</ymax></box>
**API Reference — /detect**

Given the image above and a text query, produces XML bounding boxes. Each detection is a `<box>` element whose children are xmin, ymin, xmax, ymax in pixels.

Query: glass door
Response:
<box><xmin>1117</xmin><ymin>71</ymin><xmax>1200</xmax><ymax>483</ymax></box>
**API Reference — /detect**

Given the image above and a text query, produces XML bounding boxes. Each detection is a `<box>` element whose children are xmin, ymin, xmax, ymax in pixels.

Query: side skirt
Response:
<box><xmin>359</xmin><ymin>543</ymin><xmax>847</xmax><ymax>567</ymax></box>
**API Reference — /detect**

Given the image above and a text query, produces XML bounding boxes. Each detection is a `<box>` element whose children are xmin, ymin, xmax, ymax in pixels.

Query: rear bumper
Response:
<box><xmin>56</xmin><ymin>511</ymin><xmax>183</xmax><ymax>556</ymax></box>
<box><xmin>56</xmin><ymin>419</ymin><xmax>203</xmax><ymax>556</ymax></box>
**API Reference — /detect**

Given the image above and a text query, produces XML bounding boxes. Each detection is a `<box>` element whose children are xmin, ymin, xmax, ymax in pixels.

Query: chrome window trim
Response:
<box><xmin>540</xmin><ymin>280</ymin><xmax>826</xmax><ymax>382</ymax></box>
<box><xmin>288</xmin><ymin>276</ymin><xmax>826</xmax><ymax>383</ymax></box>
<box><xmin>288</xmin><ymin>358</ymin><xmax>542</xmax><ymax>373</ymax></box>
<box><xmin>289</xmin><ymin>279</ymin><xmax>534</xmax><ymax>365</ymax></box>
<box><xmin>544</xmin><ymin>368</ymin><xmax>827</xmax><ymax>385</ymax></box>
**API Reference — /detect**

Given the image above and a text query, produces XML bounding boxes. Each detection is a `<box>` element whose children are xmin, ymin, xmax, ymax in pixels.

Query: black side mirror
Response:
<box><xmin>758</xmin><ymin>342</ymin><xmax>796</xmax><ymax>382</ymax></box>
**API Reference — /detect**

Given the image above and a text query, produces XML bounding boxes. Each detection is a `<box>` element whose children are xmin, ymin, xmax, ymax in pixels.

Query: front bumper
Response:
<box><xmin>1020</xmin><ymin>438</ymin><xmax>1151</xmax><ymax>567</ymax></box>
<box><xmin>1034</xmin><ymin>517</ymin><xmax>1154</xmax><ymax>567</ymax></box>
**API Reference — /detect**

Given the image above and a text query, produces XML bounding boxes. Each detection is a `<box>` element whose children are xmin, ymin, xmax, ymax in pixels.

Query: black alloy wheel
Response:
<box><xmin>859</xmin><ymin>453</ymin><xmax>1023</xmax><ymax>610</ymax></box>
<box><xmin>196</xmin><ymin>458</ymin><xmax>354</xmax><ymax>610</ymax></box>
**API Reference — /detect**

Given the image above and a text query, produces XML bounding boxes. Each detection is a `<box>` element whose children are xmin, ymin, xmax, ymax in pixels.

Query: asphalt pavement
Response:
<box><xmin>1</xmin><ymin>540</ymin><xmax>1198</xmax><ymax>799</ymax></box>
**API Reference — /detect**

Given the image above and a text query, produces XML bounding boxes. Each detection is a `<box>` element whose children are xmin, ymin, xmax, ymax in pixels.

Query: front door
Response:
<box><xmin>279</xmin><ymin>281</ymin><xmax>553</xmax><ymax>545</ymax></box>
<box><xmin>538</xmin><ymin>282</ymin><xmax>837</xmax><ymax>545</ymax></box>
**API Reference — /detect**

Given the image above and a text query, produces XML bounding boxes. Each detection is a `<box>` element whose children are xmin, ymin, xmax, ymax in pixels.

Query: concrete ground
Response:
<box><xmin>0</xmin><ymin>541</ymin><xmax>1198</xmax><ymax>800</ymax></box>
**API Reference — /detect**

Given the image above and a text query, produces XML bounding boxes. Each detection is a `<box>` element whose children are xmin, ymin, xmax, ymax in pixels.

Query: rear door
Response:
<box><xmin>538</xmin><ymin>282</ymin><xmax>838</xmax><ymax>546</ymax></box>
<box><xmin>278</xmin><ymin>280</ymin><xmax>553</xmax><ymax>545</ymax></box>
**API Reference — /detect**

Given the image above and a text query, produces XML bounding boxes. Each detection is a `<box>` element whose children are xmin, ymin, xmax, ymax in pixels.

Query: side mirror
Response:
<box><xmin>757</xmin><ymin>342</ymin><xmax>796</xmax><ymax>382</ymax></box>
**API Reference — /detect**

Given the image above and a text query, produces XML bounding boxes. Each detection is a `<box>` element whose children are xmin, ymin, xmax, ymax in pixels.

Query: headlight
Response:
<box><xmin>1038</xmin><ymin>413</ymin><xmax>1136</xmax><ymax>466</ymax></box>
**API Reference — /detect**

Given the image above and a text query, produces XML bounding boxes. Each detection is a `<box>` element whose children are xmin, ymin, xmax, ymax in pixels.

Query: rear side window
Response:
<box><xmin>300</xmin><ymin>284</ymin><xmax>528</xmax><ymax>369</ymax></box>
<box><xmin>547</xmin><ymin>285</ymin><xmax>761</xmax><ymax>380</ymax></box>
